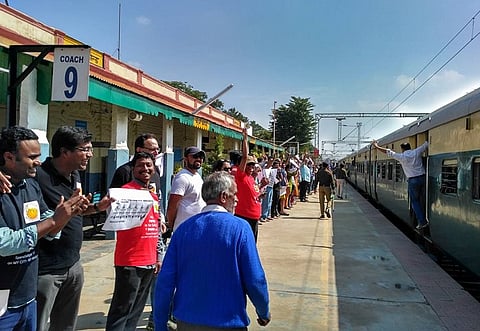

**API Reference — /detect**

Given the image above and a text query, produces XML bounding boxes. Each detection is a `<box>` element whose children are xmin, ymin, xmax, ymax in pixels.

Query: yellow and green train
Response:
<box><xmin>341</xmin><ymin>87</ymin><xmax>480</xmax><ymax>278</ymax></box>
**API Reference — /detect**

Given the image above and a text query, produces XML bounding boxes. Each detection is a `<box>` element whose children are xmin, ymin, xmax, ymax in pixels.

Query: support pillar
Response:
<box><xmin>18</xmin><ymin>67</ymin><xmax>49</xmax><ymax>161</ymax></box>
<box><xmin>161</xmin><ymin>119</ymin><xmax>174</xmax><ymax>212</ymax></box>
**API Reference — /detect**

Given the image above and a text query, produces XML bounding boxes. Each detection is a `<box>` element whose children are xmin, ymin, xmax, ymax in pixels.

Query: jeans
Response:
<box><xmin>0</xmin><ymin>300</ymin><xmax>36</xmax><ymax>331</ymax></box>
<box><xmin>37</xmin><ymin>260</ymin><xmax>84</xmax><ymax>331</ymax></box>
<box><xmin>261</xmin><ymin>186</ymin><xmax>273</xmax><ymax>219</ymax></box>
<box><xmin>408</xmin><ymin>175</ymin><xmax>426</xmax><ymax>225</ymax></box>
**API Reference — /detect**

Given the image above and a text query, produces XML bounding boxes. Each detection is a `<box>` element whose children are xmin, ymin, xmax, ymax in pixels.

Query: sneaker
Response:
<box><xmin>325</xmin><ymin>209</ymin><xmax>331</xmax><ymax>218</ymax></box>
<box><xmin>415</xmin><ymin>221</ymin><xmax>429</xmax><ymax>230</ymax></box>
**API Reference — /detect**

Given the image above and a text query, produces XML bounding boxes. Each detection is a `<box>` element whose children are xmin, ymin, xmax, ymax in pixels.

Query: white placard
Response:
<box><xmin>102</xmin><ymin>188</ymin><xmax>154</xmax><ymax>231</ymax></box>
<box><xmin>0</xmin><ymin>289</ymin><xmax>9</xmax><ymax>317</ymax></box>
<box><xmin>52</xmin><ymin>47</ymin><xmax>90</xmax><ymax>101</ymax></box>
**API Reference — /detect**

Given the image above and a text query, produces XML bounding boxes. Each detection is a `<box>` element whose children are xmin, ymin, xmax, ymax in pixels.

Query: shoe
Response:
<box><xmin>320</xmin><ymin>214</ymin><xmax>325</xmax><ymax>218</ymax></box>
<box><xmin>325</xmin><ymin>209</ymin><xmax>331</xmax><ymax>218</ymax></box>
<box><xmin>416</xmin><ymin>221</ymin><xmax>429</xmax><ymax>230</ymax></box>
<box><xmin>280</xmin><ymin>212</ymin><xmax>289</xmax><ymax>216</ymax></box>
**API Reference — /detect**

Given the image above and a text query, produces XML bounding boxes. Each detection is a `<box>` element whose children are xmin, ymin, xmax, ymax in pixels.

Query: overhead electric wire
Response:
<box><xmin>359</xmin><ymin>9</ymin><xmax>480</xmax><ymax>138</ymax></box>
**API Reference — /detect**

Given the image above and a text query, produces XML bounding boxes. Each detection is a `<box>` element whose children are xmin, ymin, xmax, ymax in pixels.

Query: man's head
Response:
<box><xmin>272</xmin><ymin>158</ymin><xmax>280</xmax><ymax>169</ymax></box>
<box><xmin>184</xmin><ymin>146</ymin><xmax>205</xmax><ymax>172</ymax></box>
<box><xmin>245</xmin><ymin>155</ymin><xmax>257</xmax><ymax>175</ymax></box>
<box><xmin>267</xmin><ymin>156</ymin><xmax>274</xmax><ymax>166</ymax></box>
<box><xmin>202</xmin><ymin>171</ymin><xmax>237</xmax><ymax>214</ymax></box>
<box><xmin>135</xmin><ymin>133</ymin><xmax>160</xmax><ymax>157</ymax></box>
<box><xmin>322</xmin><ymin>162</ymin><xmax>329</xmax><ymax>169</ymax></box>
<box><xmin>400</xmin><ymin>142</ymin><xmax>411</xmax><ymax>152</ymax></box>
<box><xmin>51</xmin><ymin>126</ymin><xmax>93</xmax><ymax>172</ymax></box>
<box><xmin>229</xmin><ymin>151</ymin><xmax>242</xmax><ymax>166</ymax></box>
<box><xmin>131</xmin><ymin>152</ymin><xmax>155</xmax><ymax>185</ymax></box>
<box><xmin>0</xmin><ymin>126</ymin><xmax>41</xmax><ymax>184</ymax></box>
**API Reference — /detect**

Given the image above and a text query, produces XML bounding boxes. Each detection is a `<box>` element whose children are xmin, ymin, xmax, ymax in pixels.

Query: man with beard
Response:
<box><xmin>106</xmin><ymin>152</ymin><xmax>162</xmax><ymax>331</ymax></box>
<box><xmin>0</xmin><ymin>126</ymin><xmax>90</xmax><ymax>331</ymax></box>
<box><xmin>34</xmin><ymin>126</ymin><xmax>112</xmax><ymax>331</ymax></box>
<box><xmin>154</xmin><ymin>171</ymin><xmax>271</xmax><ymax>331</ymax></box>
<box><xmin>166</xmin><ymin>146</ymin><xmax>206</xmax><ymax>232</ymax></box>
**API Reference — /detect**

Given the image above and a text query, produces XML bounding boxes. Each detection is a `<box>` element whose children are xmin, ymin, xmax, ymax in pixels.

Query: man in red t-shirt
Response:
<box><xmin>106</xmin><ymin>152</ymin><xmax>165</xmax><ymax>331</ymax></box>
<box><xmin>234</xmin><ymin>129</ymin><xmax>262</xmax><ymax>242</ymax></box>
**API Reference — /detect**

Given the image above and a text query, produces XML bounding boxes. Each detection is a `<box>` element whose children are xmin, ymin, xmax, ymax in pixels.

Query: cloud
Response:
<box><xmin>136</xmin><ymin>16</ymin><xmax>151</xmax><ymax>25</ymax></box>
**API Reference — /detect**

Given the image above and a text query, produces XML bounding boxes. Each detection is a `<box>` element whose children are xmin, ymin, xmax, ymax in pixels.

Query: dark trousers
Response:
<box><xmin>271</xmin><ymin>187</ymin><xmax>280</xmax><ymax>217</ymax></box>
<box><xmin>106</xmin><ymin>266</ymin><xmax>154</xmax><ymax>331</ymax></box>
<box><xmin>299</xmin><ymin>180</ymin><xmax>309</xmax><ymax>200</ymax></box>
<box><xmin>177</xmin><ymin>320</ymin><xmax>247</xmax><ymax>331</ymax></box>
<box><xmin>235</xmin><ymin>214</ymin><xmax>258</xmax><ymax>242</ymax></box>
<box><xmin>0</xmin><ymin>300</ymin><xmax>36</xmax><ymax>331</ymax></box>
<box><xmin>37</xmin><ymin>260</ymin><xmax>84</xmax><ymax>331</ymax></box>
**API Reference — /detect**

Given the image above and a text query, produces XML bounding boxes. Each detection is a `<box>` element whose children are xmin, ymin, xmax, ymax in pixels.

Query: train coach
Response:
<box><xmin>340</xmin><ymin>87</ymin><xmax>480</xmax><ymax>278</ymax></box>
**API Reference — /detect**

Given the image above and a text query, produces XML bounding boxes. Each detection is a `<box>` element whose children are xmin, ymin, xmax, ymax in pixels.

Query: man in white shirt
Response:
<box><xmin>372</xmin><ymin>140</ymin><xmax>429</xmax><ymax>230</ymax></box>
<box><xmin>166</xmin><ymin>146</ymin><xmax>206</xmax><ymax>232</ymax></box>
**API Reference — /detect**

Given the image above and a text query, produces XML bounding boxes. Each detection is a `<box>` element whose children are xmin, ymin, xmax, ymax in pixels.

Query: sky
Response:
<box><xmin>9</xmin><ymin>1</ymin><xmax>480</xmax><ymax>156</ymax></box>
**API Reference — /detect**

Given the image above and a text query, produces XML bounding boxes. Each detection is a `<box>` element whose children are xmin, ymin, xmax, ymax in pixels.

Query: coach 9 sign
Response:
<box><xmin>52</xmin><ymin>47</ymin><xmax>90</xmax><ymax>101</ymax></box>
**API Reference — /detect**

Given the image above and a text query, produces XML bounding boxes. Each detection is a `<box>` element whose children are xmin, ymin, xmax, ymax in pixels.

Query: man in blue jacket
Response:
<box><xmin>154</xmin><ymin>171</ymin><xmax>271</xmax><ymax>331</ymax></box>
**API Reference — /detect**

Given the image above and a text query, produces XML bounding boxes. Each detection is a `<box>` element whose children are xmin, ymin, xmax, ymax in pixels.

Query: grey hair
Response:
<box><xmin>202</xmin><ymin>171</ymin><xmax>235</xmax><ymax>202</ymax></box>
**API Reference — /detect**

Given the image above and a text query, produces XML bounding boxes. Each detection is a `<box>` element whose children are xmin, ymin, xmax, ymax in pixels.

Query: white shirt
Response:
<box><xmin>386</xmin><ymin>141</ymin><xmax>428</xmax><ymax>178</ymax></box>
<box><xmin>170</xmin><ymin>168</ymin><xmax>206</xmax><ymax>231</ymax></box>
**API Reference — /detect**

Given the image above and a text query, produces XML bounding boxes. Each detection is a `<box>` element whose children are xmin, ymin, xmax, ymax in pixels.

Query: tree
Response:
<box><xmin>223</xmin><ymin>107</ymin><xmax>249</xmax><ymax>123</ymax></box>
<box><xmin>250</xmin><ymin>120</ymin><xmax>271</xmax><ymax>141</ymax></box>
<box><xmin>273</xmin><ymin>96</ymin><xmax>316</xmax><ymax>147</ymax></box>
<box><xmin>164</xmin><ymin>81</ymin><xmax>207</xmax><ymax>102</ymax></box>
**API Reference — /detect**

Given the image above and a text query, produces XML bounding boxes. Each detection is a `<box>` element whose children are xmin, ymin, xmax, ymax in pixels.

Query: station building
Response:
<box><xmin>0</xmin><ymin>4</ymin><xmax>277</xmax><ymax>210</ymax></box>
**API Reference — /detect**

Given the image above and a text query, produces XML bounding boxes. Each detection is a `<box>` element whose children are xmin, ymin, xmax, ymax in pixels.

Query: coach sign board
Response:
<box><xmin>52</xmin><ymin>47</ymin><xmax>90</xmax><ymax>101</ymax></box>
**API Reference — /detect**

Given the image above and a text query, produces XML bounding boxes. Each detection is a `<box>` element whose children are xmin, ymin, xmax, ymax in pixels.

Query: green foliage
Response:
<box><xmin>250</xmin><ymin>120</ymin><xmax>271</xmax><ymax>140</ymax></box>
<box><xmin>273</xmin><ymin>96</ymin><xmax>316</xmax><ymax>146</ymax></box>
<box><xmin>164</xmin><ymin>81</ymin><xmax>207</xmax><ymax>102</ymax></box>
<box><xmin>223</xmin><ymin>107</ymin><xmax>249</xmax><ymax>123</ymax></box>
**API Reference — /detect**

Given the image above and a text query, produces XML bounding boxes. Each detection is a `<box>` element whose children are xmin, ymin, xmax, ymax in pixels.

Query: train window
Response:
<box><xmin>395</xmin><ymin>161</ymin><xmax>403</xmax><ymax>182</ymax></box>
<box><xmin>472</xmin><ymin>158</ymin><xmax>480</xmax><ymax>200</ymax></box>
<box><xmin>387</xmin><ymin>162</ymin><xmax>393</xmax><ymax>180</ymax></box>
<box><xmin>381</xmin><ymin>163</ymin><xmax>386</xmax><ymax>179</ymax></box>
<box><xmin>440</xmin><ymin>159</ymin><xmax>458</xmax><ymax>195</ymax></box>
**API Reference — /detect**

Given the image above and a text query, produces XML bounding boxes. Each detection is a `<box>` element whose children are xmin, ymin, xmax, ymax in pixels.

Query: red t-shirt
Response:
<box><xmin>234</xmin><ymin>168</ymin><xmax>261</xmax><ymax>220</ymax></box>
<box><xmin>114</xmin><ymin>181</ymin><xmax>159</xmax><ymax>266</ymax></box>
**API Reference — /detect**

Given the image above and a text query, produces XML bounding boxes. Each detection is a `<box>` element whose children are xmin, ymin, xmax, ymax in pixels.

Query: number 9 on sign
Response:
<box><xmin>64</xmin><ymin>66</ymin><xmax>78</xmax><ymax>99</ymax></box>
<box><xmin>52</xmin><ymin>47</ymin><xmax>90</xmax><ymax>102</ymax></box>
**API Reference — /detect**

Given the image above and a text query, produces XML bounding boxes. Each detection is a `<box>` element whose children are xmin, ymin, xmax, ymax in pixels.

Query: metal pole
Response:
<box><xmin>272</xmin><ymin>101</ymin><xmax>277</xmax><ymax>147</ymax></box>
<box><xmin>193</xmin><ymin>84</ymin><xmax>234</xmax><ymax>115</ymax></box>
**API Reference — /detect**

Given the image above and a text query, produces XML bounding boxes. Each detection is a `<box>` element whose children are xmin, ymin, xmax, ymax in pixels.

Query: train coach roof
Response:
<box><xmin>339</xmin><ymin>86</ymin><xmax>480</xmax><ymax>161</ymax></box>
<box><xmin>377</xmin><ymin>86</ymin><xmax>480</xmax><ymax>145</ymax></box>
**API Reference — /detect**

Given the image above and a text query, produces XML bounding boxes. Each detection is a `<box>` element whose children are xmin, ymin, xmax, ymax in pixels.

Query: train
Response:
<box><xmin>340</xmin><ymin>87</ymin><xmax>480</xmax><ymax>278</ymax></box>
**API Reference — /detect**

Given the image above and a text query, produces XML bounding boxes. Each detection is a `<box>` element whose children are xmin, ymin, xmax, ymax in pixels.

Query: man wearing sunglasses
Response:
<box><xmin>166</xmin><ymin>146</ymin><xmax>206</xmax><ymax>232</ymax></box>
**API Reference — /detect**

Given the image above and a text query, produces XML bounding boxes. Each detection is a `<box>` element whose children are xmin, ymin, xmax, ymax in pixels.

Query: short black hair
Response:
<box><xmin>400</xmin><ymin>142</ymin><xmax>411</xmax><ymax>151</ymax></box>
<box><xmin>0</xmin><ymin>126</ymin><xmax>38</xmax><ymax>165</ymax></box>
<box><xmin>134</xmin><ymin>133</ymin><xmax>157</xmax><ymax>149</ymax></box>
<box><xmin>51</xmin><ymin>126</ymin><xmax>92</xmax><ymax>157</ymax></box>
<box><xmin>213</xmin><ymin>159</ymin><xmax>230</xmax><ymax>171</ymax></box>
<box><xmin>131</xmin><ymin>152</ymin><xmax>155</xmax><ymax>166</ymax></box>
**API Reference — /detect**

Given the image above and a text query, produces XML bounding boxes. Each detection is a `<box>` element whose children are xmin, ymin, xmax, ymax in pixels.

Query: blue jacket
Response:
<box><xmin>154</xmin><ymin>207</ymin><xmax>270</xmax><ymax>330</ymax></box>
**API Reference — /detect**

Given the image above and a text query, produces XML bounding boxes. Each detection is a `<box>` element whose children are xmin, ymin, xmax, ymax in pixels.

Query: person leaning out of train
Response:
<box><xmin>371</xmin><ymin>140</ymin><xmax>429</xmax><ymax>230</ymax></box>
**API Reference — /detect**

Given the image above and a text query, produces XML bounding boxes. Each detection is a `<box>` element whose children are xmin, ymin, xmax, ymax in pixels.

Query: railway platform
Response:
<box><xmin>77</xmin><ymin>185</ymin><xmax>480</xmax><ymax>330</ymax></box>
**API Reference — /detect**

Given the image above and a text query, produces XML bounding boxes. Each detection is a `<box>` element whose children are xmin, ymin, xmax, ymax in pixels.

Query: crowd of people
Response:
<box><xmin>0</xmin><ymin>125</ymin><xmax>352</xmax><ymax>331</ymax></box>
